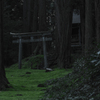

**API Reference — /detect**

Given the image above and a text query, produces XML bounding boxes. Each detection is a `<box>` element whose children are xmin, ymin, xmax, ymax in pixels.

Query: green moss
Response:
<box><xmin>10</xmin><ymin>55</ymin><xmax>44</xmax><ymax>69</ymax></box>
<box><xmin>1</xmin><ymin>60</ymin><xmax>72</xmax><ymax>100</ymax></box>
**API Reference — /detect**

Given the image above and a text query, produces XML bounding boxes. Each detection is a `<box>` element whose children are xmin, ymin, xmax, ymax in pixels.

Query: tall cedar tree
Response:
<box><xmin>80</xmin><ymin>0</ymin><xmax>85</xmax><ymax>55</ymax></box>
<box><xmin>23</xmin><ymin>0</ymin><xmax>32</xmax><ymax>32</ymax></box>
<box><xmin>33</xmin><ymin>0</ymin><xmax>47</xmax><ymax>55</ymax></box>
<box><xmin>85</xmin><ymin>0</ymin><xmax>95</xmax><ymax>55</ymax></box>
<box><xmin>32</xmin><ymin>0</ymin><xmax>38</xmax><ymax>32</ymax></box>
<box><xmin>95</xmin><ymin>0</ymin><xmax>100</xmax><ymax>44</ymax></box>
<box><xmin>0</xmin><ymin>0</ymin><xmax>9</xmax><ymax>90</ymax></box>
<box><xmin>23</xmin><ymin>0</ymin><xmax>47</xmax><ymax>56</ymax></box>
<box><xmin>55</xmin><ymin>0</ymin><xmax>73</xmax><ymax>68</ymax></box>
<box><xmin>38</xmin><ymin>0</ymin><xmax>47</xmax><ymax>31</ymax></box>
<box><xmin>23</xmin><ymin>0</ymin><xmax>33</xmax><ymax>56</ymax></box>
<box><xmin>31</xmin><ymin>0</ymin><xmax>38</xmax><ymax>53</ymax></box>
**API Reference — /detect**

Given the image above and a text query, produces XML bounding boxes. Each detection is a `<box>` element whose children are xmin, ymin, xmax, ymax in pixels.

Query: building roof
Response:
<box><xmin>72</xmin><ymin>12</ymin><xmax>80</xmax><ymax>23</ymax></box>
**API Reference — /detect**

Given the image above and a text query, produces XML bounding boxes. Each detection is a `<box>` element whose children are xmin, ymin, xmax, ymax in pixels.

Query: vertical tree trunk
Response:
<box><xmin>80</xmin><ymin>0</ymin><xmax>85</xmax><ymax>55</ymax></box>
<box><xmin>34</xmin><ymin>0</ymin><xmax>47</xmax><ymax>55</ymax></box>
<box><xmin>38</xmin><ymin>0</ymin><xmax>47</xmax><ymax>31</ymax></box>
<box><xmin>23</xmin><ymin>0</ymin><xmax>28</xmax><ymax>32</ymax></box>
<box><xmin>23</xmin><ymin>0</ymin><xmax>33</xmax><ymax>57</ymax></box>
<box><xmin>32</xmin><ymin>0</ymin><xmax>38</xmax><ymax>32</ymax></box>
<box><xmin>23</xmin><ymin>0</ymin><xmax>32</xmax><ymax>32</ymax></box>
<box><xmin>0</xmin><ymin>0</ymin><xmax>9</xmax><ymax>90</ymax></box>
<box><xmin>95</xmin><ymin>0</ymin><xmax>100</xmax><ymax>45</ymax></box>
<box><xmin>31</xmin><ymin>0</ymin><xmax>38</xmax><ymax>54</ymax></box>
<box><xmin>85</xmin><ymin>0</ymin><xmax>95</xmax><ymax>55</ymax></box>
<box><xmin>55</xmin><ymin>0</ymin><xmax>73</xmax><ymax>68</ymax></box>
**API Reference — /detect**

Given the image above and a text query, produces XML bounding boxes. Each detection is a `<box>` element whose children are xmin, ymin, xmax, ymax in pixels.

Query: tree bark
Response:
<box><xmin>95</xmin><ymin>0</ymin><xmax>100</xmax><ymax>45</ymax></box>
<box><xmin>0</xmin><ymin>0</ymin><xmax>9</xmax><ymax>90</ymax></box>
<box><xmin>34</xmin><ymin>0</ymin><xmax>47</xmax><ymax>55</ymax></box>
<box><xmin>23</xmin><ymin>0</ymin><xmax>33</xmax><ymax>57</ymax></box>
<box><xmin>32</xmin><ymin>0</ymin><xmax>38</xmax><ymax>32</ymax></box>
<box><xmin>31</xmin><ymin>0</ymin><xmax>38</xmax><ymax>54</ymax></box>
<box><xmin>85</xmin><ymin>0</ymin><xmax>95</xmax><ymax>55</ymax></box>
<box><xmin>80</xmin><ymin>0</ymin><xmax>85</xmax><ymax>55</ymax></box>
<box><xmin>38</xmin><ymin>0</ymin><xmax>47</xmax><ymax>31</ymax></box>
<box><xmin>55</xmin><ymin>0</ymin><xmax>73</xmax><ymax>68</ymax></box>
<box><xmin>23</xmin><ymin>0</ymin><xmax>33</xmax><ymax>32</ymax></box>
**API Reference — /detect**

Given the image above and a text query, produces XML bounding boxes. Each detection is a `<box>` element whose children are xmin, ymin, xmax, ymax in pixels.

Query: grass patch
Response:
<box><xmin>1</xmin><ymin>65</ymin><xmax>72</xmax><ymax>100</ymax></box>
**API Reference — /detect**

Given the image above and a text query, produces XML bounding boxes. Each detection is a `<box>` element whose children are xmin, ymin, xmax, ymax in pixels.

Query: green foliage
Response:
<box><xmin>40</xmin><ymin>53</ymin><xmax>100</xmax><ymax>100</ymax></box>
<box><xmin>4</xmin><ymin>0</ymin><xmax>23</xmax><ymax>20</ymax></box>
<box><xmin>46</xmin><ymin>0</ymin><xmax>55</xmax><ymax>30</ymax></box>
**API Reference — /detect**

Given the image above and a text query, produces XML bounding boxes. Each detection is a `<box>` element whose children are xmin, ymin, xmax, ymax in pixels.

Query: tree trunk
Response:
<box><xmin>80</xmin><ymin>0</ymin><xmax>85</xmax><ymax>55</ymax></box>
<box><xmin>34</xmin><ymin>0</ymin><xmax>47</xmax><ymax>55</ymax></box>
<box><xmin>85</xmin><ymin>0</ymin><xmax>95</xmax><ymax>55</ymax></box>
<box><xmin>31</xmin><ymin>0</ymin><xmax>38</xmax><ymax>54</ymax></box>
<box><xmin>38</xmin><ymin>0</ymin><xmax>47</xmax><ymax>31</ymax></box>
<box><xmin>55</xmin><ymin>0</ymin><xmax>73</xmax><ymax>68</ymax></box>
<box><xmin>32</xmin><ymin>0</ymin><xmax>38</xmax><ymax>32</ymax></box>
<box><xmin>23</xmin><ymin>0</ymin><xmax>33</xmax><ymax>32</ymax></box>
<box><xmin>23</xmin><ymin>0</ymin><xmax>33</xmax><ymax>57</ymax></box>
<box><xmin>95</xmin><ymin>0</ymin><xmax>100</xmax><ymax>45</ymax></box>
<box><xmin>0</xmin><ymin>0</ymin><xmax>9</xmax><ymax>90</ymax></box>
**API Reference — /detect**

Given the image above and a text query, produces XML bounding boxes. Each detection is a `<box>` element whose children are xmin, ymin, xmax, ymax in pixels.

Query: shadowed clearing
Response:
<box><xmin>1</xmin><ymin>56</ymin><xmax>72</xmax><ymax>100</ymax></box>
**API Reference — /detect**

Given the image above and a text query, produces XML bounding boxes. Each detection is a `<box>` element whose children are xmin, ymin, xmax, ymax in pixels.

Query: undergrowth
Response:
<box><xmin>40</xmin><ymin>53</ymin><xmax>100</xmax><ymax>100</ymax></box>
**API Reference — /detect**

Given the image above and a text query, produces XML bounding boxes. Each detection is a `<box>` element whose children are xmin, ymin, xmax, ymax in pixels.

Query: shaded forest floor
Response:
<box><xmin>0</xmin><ymin>55</ymin><xmax>72</xmax><ymax>100</ymax></box>
<box><xmin>1</xmin><ymin>54</ymin><xmax>100</xmax><ymax>100</ymax></box>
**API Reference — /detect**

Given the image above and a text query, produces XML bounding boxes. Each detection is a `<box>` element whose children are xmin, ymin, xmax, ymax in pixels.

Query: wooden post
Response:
<box><xmin>43</xmin><ymin>36</ymin><xmax>48</xmax><ymax>69</ymax></box>
<box><xmin>18</xmin><ymin>37</ymin><xmax>22</xmax><ymax>69</ymax></box>
<box><xmin>31</xmin><ymin>37</ymin><xmax>34</xmax><ymax>54</ymax></box>
<box><xmin>79</xmin><ymin>27</ymin><xmax>81</xmax><ymax>45</ymax></box>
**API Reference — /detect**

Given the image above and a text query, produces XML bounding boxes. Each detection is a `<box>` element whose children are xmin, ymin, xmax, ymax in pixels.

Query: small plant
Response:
<box><xmin>90</xmin><ymin>51</ymin><xmax>100</xmax><ymax>66</ymax></box>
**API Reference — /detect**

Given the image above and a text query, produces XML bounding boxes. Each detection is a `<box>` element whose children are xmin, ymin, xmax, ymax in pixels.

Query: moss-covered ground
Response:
<box><xmin>0</xmin><ymin>55</ymin><xmax>72</xmax><ymax>100</ymax></box>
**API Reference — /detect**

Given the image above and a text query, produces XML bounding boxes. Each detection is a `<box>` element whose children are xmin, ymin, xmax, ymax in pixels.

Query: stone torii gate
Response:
<box><xmin>10</xmin><ymin>31</ymin><xmax>52</xmax><ymax>69</ymax></box>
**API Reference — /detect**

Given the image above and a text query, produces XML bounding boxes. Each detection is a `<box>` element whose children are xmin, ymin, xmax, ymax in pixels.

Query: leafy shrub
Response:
<box><xmin>40</xmin><ymin>50</ymin><xmax>100</xmax><ymax>100</ymax></box>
